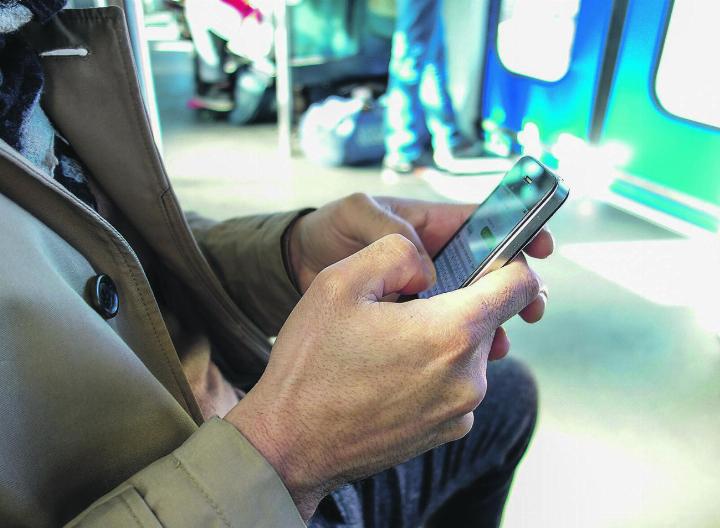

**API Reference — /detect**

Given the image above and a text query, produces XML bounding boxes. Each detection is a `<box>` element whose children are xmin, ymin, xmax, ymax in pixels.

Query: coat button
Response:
<box><xmin>89</xmin><ymin>274</ymin><xmax>119</xmax><ymax>319</ymax></box>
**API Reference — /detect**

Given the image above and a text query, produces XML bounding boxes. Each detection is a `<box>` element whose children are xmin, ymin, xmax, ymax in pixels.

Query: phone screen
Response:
<box><xmin>418</xmin><ymin>158</ymin><xmax>557</xmax><ymax>299</ymax></box>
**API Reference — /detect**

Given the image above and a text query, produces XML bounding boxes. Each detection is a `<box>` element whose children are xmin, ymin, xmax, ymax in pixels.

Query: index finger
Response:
<box><xmin>375</xmin><ymin>197</ymin><xmax>477</xmax><ymax>256</ymax></box>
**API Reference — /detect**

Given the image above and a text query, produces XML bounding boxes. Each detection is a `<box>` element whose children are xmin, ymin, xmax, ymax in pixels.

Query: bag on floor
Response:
<box><xmin>299</xmin><ymin>93</ymin><xmax>386</xmax><ymax>166</ymax></box>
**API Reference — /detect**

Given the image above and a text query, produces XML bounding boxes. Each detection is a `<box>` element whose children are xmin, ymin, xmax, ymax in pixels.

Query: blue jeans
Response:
<box><xmin>384</xmin><ymin>0</ymin><xmax>462</xmax><ymax>164</ymax></box>
<box><xmin>309</xmin><ymin>358</ymin><xmax>538</xmax><ymax>528</ymax></box>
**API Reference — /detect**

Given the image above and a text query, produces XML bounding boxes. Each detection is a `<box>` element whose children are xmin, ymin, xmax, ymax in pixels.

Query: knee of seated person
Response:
<box><xmin>483</xmin><ymin>357</ymin><xmax>539</xmax><ymax>439</ymax></box>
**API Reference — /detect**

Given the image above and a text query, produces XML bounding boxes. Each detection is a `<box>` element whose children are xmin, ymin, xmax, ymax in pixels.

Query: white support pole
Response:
<box><xmin>274</xmin><ymin>0</ymin><xmax>293</xmax><ymax>157</ymax></box>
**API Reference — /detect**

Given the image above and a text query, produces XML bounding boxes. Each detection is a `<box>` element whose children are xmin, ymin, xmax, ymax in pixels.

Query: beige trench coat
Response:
<box><xmin>0</xmin><ymin>7</ymin><xmax>305</xmax><ymax>527</ymax></box>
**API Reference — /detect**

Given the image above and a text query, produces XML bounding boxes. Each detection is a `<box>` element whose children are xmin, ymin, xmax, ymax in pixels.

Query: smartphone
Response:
<box><xmin>417</xmin><ymin>156</ymin><xmax>569</xmax><ymax>299</ymax></box>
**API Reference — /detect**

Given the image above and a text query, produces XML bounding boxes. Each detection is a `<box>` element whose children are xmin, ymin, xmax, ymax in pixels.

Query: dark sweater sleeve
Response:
<box><xmin>185</xmin><ymin>210</ymin><xmax>311</xmax><ymax>336</ymax></box>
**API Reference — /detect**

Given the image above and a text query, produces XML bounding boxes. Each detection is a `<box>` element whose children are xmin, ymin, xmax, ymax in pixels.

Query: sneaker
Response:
<box><xmin>434</xmin><ymin>138</ymin><xmax>514</xmax><ymax>175</ymax></box>
<box><xmin>451</xmin><ymin>138</ymin><xmax>487</xmax><ymax>158</ymax></box>
<box><xmin>382</xmin><ymin>150</ymin><xmax>437</xmax><ymax>175</ymax></box>
<box><xmin>188</xmin><ymin>83</ymin><xmax>234</xmax><ymax>113</ymax></box>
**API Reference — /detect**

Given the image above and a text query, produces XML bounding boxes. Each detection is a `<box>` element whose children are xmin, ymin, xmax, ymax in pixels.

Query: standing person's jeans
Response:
<box><xmin>309</xmin><ymin>357</ymin><xmax>538</xmax><ymax>528</ymax></box>
<box><xmin>384</xmin><ymin>0</ymin><xmax>463</xmax><ymax>165</ymax></box>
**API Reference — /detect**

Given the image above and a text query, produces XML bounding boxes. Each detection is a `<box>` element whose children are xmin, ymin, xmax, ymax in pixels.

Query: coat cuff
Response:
<box><xmin>189</xmin><ymin>209</ymin><xmax>313</xmax><ymax>336</ymax></box>
<box><xmin>129</xmin><ymin>417</ymin><xmax>306</xmax><ymax>527</ymax></box>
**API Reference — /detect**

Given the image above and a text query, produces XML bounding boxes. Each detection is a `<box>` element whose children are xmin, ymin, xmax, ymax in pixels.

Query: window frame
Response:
<box><xmin>495</xmin><ymin>0</ymin><xmax>581</xmax><ymax>84</ymax></box>
<box><xmin>651</xmin><ymin>0</ymin><xmax>720</xmax><ymax>131</ymax></box>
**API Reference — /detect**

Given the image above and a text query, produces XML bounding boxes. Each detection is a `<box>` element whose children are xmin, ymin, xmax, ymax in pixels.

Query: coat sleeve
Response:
<box><xmin>65</xmin><ymin>418</ymin><xmax>306</xmax><ymax>528</ymax></box>
<box><xmin>186</xmin><ymin>210</ymin><xmax>313</xmax><ymax>336</ymax></box>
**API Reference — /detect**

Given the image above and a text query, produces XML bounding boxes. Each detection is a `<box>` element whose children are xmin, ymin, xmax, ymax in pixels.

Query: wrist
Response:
<box><xmin>288</xmin><ymin>219</ymin><xmax>306</xmax><ymax>292</ymax></box>
<box><xmin>225</xmin><ymin>396</ymin><xmax>328</xmax><ymax>520</ymax></box>
<box><xmin>282</xmin><ymin>211</ymin><xmax>315</xmax><ymax>294</ymax></box>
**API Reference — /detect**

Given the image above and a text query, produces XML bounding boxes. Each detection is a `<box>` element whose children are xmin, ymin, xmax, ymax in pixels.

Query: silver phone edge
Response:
<box><xmin>463</xmin><ymin>178</ymin><xmax>570</xmax><ymax>286</ymax></box>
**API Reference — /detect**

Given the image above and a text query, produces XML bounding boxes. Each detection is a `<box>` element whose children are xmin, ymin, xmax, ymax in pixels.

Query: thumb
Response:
<box><xmin>327</xmin><ymin>234</ymin><xmax>431</xmax><ymax>301</ymax></box>
<box><xmin>428</xmin><ymin>254</ymin><xmax>541</xmax><ymax>331</ymax></box>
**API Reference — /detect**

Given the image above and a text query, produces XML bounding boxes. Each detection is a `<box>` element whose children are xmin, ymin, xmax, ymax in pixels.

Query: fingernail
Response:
<box><xmin>539</xmin><ymin>286</ymin><xmax>549</xmax><ymax>301</ymax></box>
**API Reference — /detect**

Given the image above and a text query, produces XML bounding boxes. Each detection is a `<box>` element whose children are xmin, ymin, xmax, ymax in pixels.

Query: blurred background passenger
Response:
<box><xmin>185</xmin><ymin>0</ymin><xmax>273</xmax><ymax>111</ymax></box>
<box><xmin>384</xmin><ymin>0</ymin><xmax>496</xmax><ymax>175</ymax></box>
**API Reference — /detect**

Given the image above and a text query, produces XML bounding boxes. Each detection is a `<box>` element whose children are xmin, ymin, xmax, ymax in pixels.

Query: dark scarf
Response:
<box><xmin>0</xmin><ymin>0</ymin><xmax>66</xmax><ymax>152</ymax></box>
<box><xmin>0</xmin><ymin>0</ymin><xmax>97</xmax><ymax>210</ymax></box>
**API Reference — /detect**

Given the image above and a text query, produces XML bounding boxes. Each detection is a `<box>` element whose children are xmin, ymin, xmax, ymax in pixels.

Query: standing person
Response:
<box><xmin>384</xmin><ymin>0</ymin><xmax>498</xmax><ymax>175</ymax></box>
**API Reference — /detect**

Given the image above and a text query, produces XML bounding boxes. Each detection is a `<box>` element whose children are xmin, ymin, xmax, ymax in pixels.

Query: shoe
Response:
<box><xmin>450</xmin><ymin>138</ymin><xmax>487</xmax><ymax>158</ymax></box>
<box><xmin>434</xmin><ymin>138</ymin><xmax>514</xmax><ymax>175</ymax></box>
<box><xmin>382</xmin><ymin>151</ymin><xmax>437</xmax><ymax>175</ymax></box>
<box><xmin>188</xmin><ymin>83</ymin><xmax>234</xmax><ymax>113</ymax></box>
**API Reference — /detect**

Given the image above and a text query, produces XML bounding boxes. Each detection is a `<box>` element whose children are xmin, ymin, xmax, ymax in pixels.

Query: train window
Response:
<box><xmin>655</xmin><ymin>0</ymin><xmax>720</xmax><ymax>128</ymax></box>
<box><xmin>496</xmin><ymin>0</ymin><xmax>580</xmax><ymax>82</ymax></box>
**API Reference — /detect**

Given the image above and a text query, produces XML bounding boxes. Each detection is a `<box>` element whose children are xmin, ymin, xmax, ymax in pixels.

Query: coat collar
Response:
<box><xmin>22</xmin><ymin>7</ymin><xmax>174</xmax><ymax>259</ymax></box>
<box><xmin>18</xmin><ymin>8</ymin><xmax>272</xmax><ymax>371</ymax></box>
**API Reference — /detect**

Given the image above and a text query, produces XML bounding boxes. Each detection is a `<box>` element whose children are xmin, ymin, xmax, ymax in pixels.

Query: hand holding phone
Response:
<box><xmin>418</xmin><ymin>156</ymin><xmax>569</xmax><ymax>299</ymax></box>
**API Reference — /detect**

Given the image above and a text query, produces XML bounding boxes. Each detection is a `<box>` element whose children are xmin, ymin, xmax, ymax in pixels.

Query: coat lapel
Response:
<box><xmin>22</xmin><ymin>8</ymin><xmax>272</xmax><ymax>371</ymax></box>
<box><xmin>0</xmin><ymin>134</ymin><xmax>204</xmax><ymax>423</ymax></box>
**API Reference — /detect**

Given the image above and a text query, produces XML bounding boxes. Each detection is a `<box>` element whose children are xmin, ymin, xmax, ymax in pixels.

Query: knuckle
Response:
<box><xmin>445</xmin><ymin>413</ymin><xmax>474</xmax><ymax>442</ymax></box>
<box><xmin>389</xmin><ymin>217</ymin><xmax>415</xmax><ymax>239</ymax></box>
<box><xmin>345</xmin><ymin>192</ymin><xmax>373</xmax><ymax>210</ymax></box>
<box><xmin>384</xmin><ymin>233</ymin><xmax>418</xmax><ymax>261</ymax></box>
<box><xmin>314</xmin><ymin>267</ymin><xmax>348</xmax><ymax>299</ymax></box>
<box><xmin>454</xmin><ymin>380</ymin><xmax>486</xmax><ymax>416</ymax></box>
